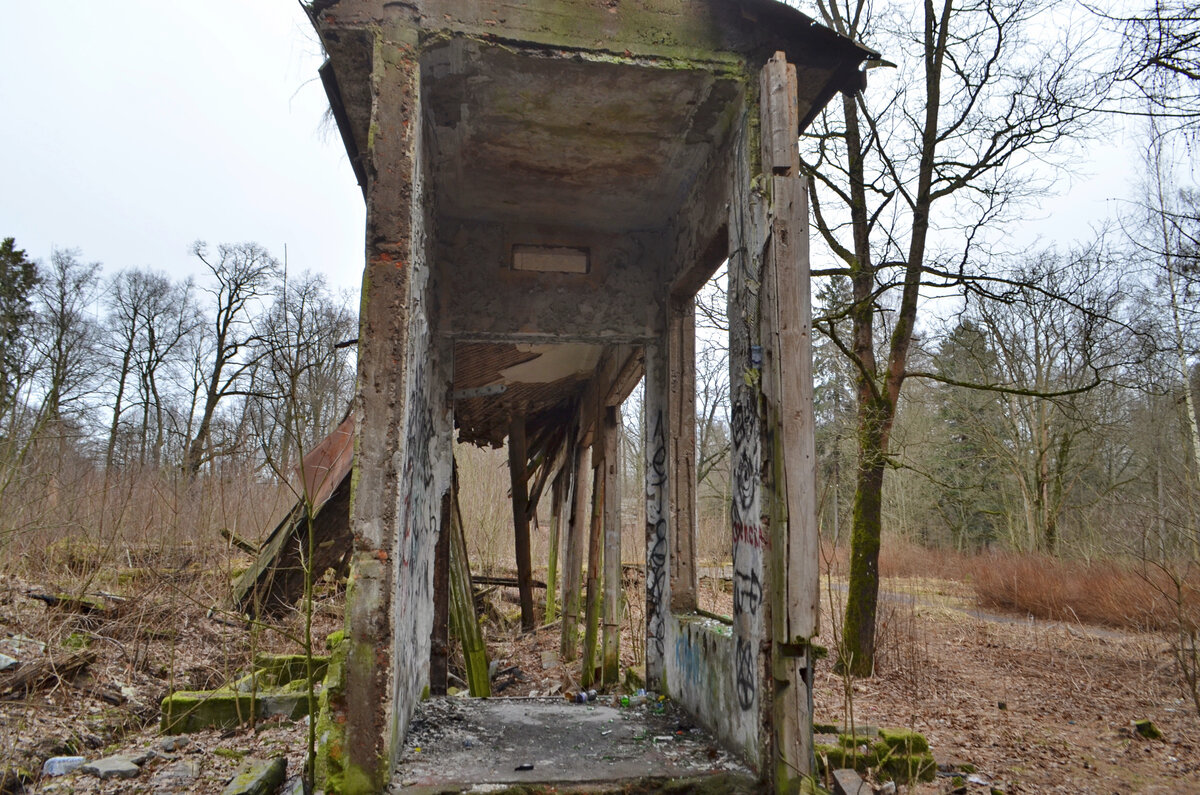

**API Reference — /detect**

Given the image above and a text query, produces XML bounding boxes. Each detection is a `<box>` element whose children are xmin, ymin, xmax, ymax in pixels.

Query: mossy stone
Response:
<box><xmin>252</xmin><ymin>653</ymin><xmax>329</xmax><ymax>686</ymax></box>
<box><xmin>877</xmin><ymin>727</ymin><xmax>930</xmax><ymax>754</ymax></box>
<box><xmin>1133</xmin><ymin>719</ymin><xmax>1163</xmax><ymax>740</ymax></box>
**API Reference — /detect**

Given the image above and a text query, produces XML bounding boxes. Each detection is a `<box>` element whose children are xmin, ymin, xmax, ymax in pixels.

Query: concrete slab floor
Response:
<box><xmin>390</xmin><ymin>697</ymin><xmax>753</xmax><ymax>793</ymax></box>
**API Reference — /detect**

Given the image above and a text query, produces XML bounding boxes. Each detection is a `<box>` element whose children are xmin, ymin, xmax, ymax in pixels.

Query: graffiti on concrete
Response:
<box><xmin>730</xmin><ymin>387</ymin><xmax>761</xmax><ymax>714</ymax></box>
<box><xmin>645</xmin><ymin>407</ymin><xmax>668</xmax><ymax>664</ymax></box>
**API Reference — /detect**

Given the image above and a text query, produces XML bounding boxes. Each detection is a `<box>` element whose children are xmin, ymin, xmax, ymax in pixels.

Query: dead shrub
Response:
<box><xmin>970</xmin><ymin>551</ymin><xmax>1195</xmax><ymax>631</ymax></box>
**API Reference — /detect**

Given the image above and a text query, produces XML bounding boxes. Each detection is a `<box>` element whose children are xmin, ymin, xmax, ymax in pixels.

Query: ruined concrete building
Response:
<box><xmin>304</xmin><ymin>1</ymin><xmax>871</xmax><ymax>791</ymax></box>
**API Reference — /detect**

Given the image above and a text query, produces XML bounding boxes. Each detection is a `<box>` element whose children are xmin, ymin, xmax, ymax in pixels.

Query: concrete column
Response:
<box><xmin>643</xmin><ymin>340</ymin><xmax>671</xmax><ymax>686</ymax></box>
<box><xmin>337</xmin><ymin>26</ymin><xmax>423</xmax><ymax>794</ymax></box>
<box><xmin>668</xmin><ymin>299</ymin><xmax>698</xmax><ymax>613</ymax></box>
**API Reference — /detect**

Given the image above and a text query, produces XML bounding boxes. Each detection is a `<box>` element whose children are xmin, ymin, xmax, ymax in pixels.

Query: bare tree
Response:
<box><xmin>30</xmin><ymin>248</ymin><xmax>103</xmax><ymax>433</ymax></box>
<box><xmin>183</xmin><ymin>241</ymin><xmax>279</xmax><ymax>476</ymax></box>
<box><xmin>804</xmin><ymin>0</ymin><xmax>1104</xmax><ymax>675</ymax></box>
<box><xmin>247</xmin><ymin>270</ymin><xmax>357</xmax><ymax>472</ymax></box>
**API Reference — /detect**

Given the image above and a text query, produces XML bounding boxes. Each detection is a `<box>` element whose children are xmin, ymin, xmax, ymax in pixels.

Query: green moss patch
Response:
<box><xmin>877</xmin><ymin>727</ymin><xmax>930</xmax><ymax>754</ymax></box>
<box><xmin>816</xmin><ymin>727</ymin><xmax>936</xmax><ymax>786</ymax></box>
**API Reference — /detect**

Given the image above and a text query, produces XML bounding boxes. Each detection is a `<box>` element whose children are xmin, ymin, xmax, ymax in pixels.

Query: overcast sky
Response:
<box><xmin>2</xmin><ymin>1</ymin><xmax>365</xmax><ymax>293</ymax></box>
<box><xmin>2</xmin><ymin>2</ymin><xmax>1139</xmax><ymax>299</ymax></box>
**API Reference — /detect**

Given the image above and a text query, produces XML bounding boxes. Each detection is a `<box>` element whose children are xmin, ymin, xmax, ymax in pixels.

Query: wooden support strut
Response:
<box><xmin>758</xmin><ymin>50</ymin><xmax>817</xmax><ymax>789</ymax></box>
<box><xmin>449</xmin><ymin>460</ymin><xmax>491</xmax><ymax>697</ymax></box>
<box><xmin>509</xmin><ymin>415</ymin><xmax>536</xmax><ymax>632</ymax></box>
<box><xmin>580</xmin><ymin>447</ymin><xmax>605</xmax><ymax>688</ymax></box>
<box><xmin>601</xmin><ymin>405</ymin><xmax>623</xmax><ymax>686</ymax></box>
<box><xmin>560</xmin><ymin>442</ymin><xmax>589</xmax><ymax>661</ymax></box>
<box><xmin>545</xmin><ymin>468</ymin><xmax>566</xmax><ymax>622</ymax></box>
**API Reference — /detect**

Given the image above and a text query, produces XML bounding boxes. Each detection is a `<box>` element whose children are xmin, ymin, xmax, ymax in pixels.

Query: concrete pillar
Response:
<box><xmin>643</xmin><ymin>340</ymin><xmax>670</xmax><ymax>686</ymax></box>
<box><xmin>336</xmin><ymin>26</ymin><xmax>427</xmax><ymax>794</ymax></box>
<box><xmin>668</xmin><ymin>299</ymin><xmax>698</xmax><ymax>613</ymax></box>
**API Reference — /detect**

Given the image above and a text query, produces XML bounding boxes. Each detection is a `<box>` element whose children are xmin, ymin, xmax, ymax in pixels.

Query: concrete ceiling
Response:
<box><xmin>423</xmin><ymin>40</ymin><xmax>744</xmax><ymax>231</ymax></box>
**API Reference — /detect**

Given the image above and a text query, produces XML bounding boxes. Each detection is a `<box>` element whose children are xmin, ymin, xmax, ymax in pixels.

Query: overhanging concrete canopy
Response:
<box><xmin>303</xmin><ymin>2</ymin><xmax>874</xmax><ymax>792</ymax></box>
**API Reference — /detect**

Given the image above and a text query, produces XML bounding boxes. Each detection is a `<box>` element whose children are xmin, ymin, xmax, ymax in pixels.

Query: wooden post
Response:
<box><xmin>449</xmin><ymin>462</ymin><xmax>490</xmax><ymax>697</ymax></box>
<box><xmin>669</xmin><ymin>299</ymin><xmax>698</xmax><ymax>612</ymax></box>
<box><xmin>601</xmin><ymin>405</ymin><xmax>623</xmax><ymax>685</ymax></box>
<box><xmin>560</xmin><ymin>443</ymin><xmax>589</xmax><ymax>660</ymax></box>
<box><xmin>545</xmin><ymin>469</ymin><xmax>566</xmax><ymax>622</ymax></box>
<box><xmin>508</xmin><ymin>416</ymin><xmax>535</xmax><ymax>632</ymax></box>
<box><xmin>428</xmin><ymin>490</ymin><xmax>451</xmax><ymax>695</ymax></box>
<box><xmin>758</xmin><ymin>51</ymin><xmax>817</xmax><ymax>789</ymax></box>
<box><xmin>581</xmin><ymin>450</ymin><xmax>605</xmax><ymax>688</ymax></box>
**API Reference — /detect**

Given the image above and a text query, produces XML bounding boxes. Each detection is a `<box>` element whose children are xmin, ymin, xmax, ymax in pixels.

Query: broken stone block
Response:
<box><xmin>252</xmin><ymin>653</ymin><xmax>329</xmax><ymax>686</ymax></box>
<box><xmin>832</xmin><ymin>767</ymin><xmax>870</xmax><ymax>795</ymax></box>
<box><xmin>221</xmin><ymin>757</ymin><xmax>286</xmax><ymax>795</ymax></box>
<box><xmin>160</xmin><ymin>688</ymin><xmax>312</xmax><ymax>733</ymax></box>
<box><xmin>150</xmin><ymin>759</ymin><xmax>201</xmax><ymax>792</ymax></box>
<box><xmin>81</xmin><ymin>755</ymin><xmax>140</xmax><ymax>780</ymax></box>
<box><xmin>41</xmin><ymin>757</ymin><xmax>85</xmax><ymax>777</ymax></box>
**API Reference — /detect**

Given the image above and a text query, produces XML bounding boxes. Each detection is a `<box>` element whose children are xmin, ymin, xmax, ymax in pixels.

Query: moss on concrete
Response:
<box><xmin>877</xmin><ymin>727</ymin><xmax>930</xmax><ymax>754</ymax></box>
<box><xmin>221</xmin><ymin>756</ymin><xmax>286</xmax><ymax>795</ymax></box>
<box><xmin>815</xmin><ymin>727</ymin><xmax>937</xmax><ymax>786</ymax></box>
<box><xmin>315</xmin><ymin>629</ymin><xmax>349</xmax><ymax>792</ymax></box>
<box><xmin>252</xmin><ymin>652</ymin><xmax>329</xmax><ymax>686</ymax></box>
<box><xmin>160</xmin><ymin>686</ymin><xmax>312</xmax><ymax>734</ymax></box>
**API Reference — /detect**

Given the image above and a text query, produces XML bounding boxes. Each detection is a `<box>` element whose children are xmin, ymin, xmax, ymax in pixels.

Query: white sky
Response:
<box><xmin>1</xmin><ymin>2</ymin><xmax>1140</xmax><ymax>299</ymax></box>
<box><xmin>1</xmin><ymin>2</ymin><xmax>365</xmax><ymax>293</ymax></box>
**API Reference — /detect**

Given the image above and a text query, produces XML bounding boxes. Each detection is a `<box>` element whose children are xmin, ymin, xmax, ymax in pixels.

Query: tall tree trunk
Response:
<box><xmin>841</xmin><ymin>399</ymin><xmax>888</xmax><ymax>676</ymax></box>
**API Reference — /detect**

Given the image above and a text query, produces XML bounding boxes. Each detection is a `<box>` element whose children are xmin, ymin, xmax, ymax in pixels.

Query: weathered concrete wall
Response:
<box><xmin>436</xmin><ymin>219</ymin><xmax>662</xmax><ymax>343</ymax></box>
<box><xmin>653</xmin><ymin>108</ymin><xmax>770</xmax><ymax>774</ymax></box>
<box><xmin>664</xmin><ymin>616</ymin><xmax>759</xmax><ymax>763</ymax></box>
<box><xmin>387</xmin><ymin>100</ymin><xmax>453</xmax><ymax>770</ymax></box>
<box><xmin>333</xmin><ymin>25</ymin><xmax>427</xmax><ymax>794</ymax></box>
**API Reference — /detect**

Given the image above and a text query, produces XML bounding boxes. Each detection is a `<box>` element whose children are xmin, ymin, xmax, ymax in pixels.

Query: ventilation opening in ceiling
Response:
<box><xmin>511</xmin><ymin>244</ymin><xmax>590</xmax><ymax>274</ymax></box>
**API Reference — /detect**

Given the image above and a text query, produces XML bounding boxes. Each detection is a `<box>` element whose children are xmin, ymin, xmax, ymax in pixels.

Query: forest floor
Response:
<box><xmin>0</xmin><ymin>565</ymin><xmax>1197</xmax><ymax>793</ymax></box>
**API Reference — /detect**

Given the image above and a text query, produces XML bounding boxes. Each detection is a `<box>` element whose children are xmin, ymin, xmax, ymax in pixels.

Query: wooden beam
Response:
<box><xmin>759</xmin><ymin>51</ymin><xmax>815</xmax><ymax>788</ymax></box>
<box><xmin>545</xmin><ymin>468</ymin><xmax>566</xmax><ymax>622</ymax></box>
<box><xmin>601</xmin><ymin>405</ymin><xmax>623</xmax><ymax>686</ymax></box>
<box><xmin>508</xmin><ymin>416</ymin><xmax>535</xmax><ymax>632</ymax></box>
<box><xmin>449</xmin><ymin>462</ymin><xmax>490</xmax><ymax>697</ymax></box>
<box><xmin>559</xmin><ymin>442</ymin><xmax>589</xmax><ymax>661</ymax></box>
<box><xmin>581</xmin><ymin>450</ymin><xmax>605</xmax><ymax>688</ymax></box>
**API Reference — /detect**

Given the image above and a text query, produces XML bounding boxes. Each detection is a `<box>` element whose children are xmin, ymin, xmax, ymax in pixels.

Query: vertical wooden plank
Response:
<box><xmin>669</xmin><ymin>301</ymin><xmax>698</xmax><ymax>613</ymax></box>
<box><xmin>774</xmin><ymin>173</ymin><xmax>818</xmax><ymax>640</ymax></box>
<box><xmin>449</xmin><ymin>463</ymin><xmax>490</xmax><ymax>697</ymax></box>
<box><xmin>759</xmin><ymin>51</ymin><xmax>815</xmax><ymax>789</ymax></box>
<box><xmin>760</xmin><ymin>51</ymin><xmax>798</xmax><ymax>175</ymax></box>
<box><xmin>581</xmin><ymin>453</ymin><xmax>605</xmax><ymax>688</ymax></box>
<box><xmin>601</xmin><ymin>405</ymin><xmax>623</xmax><ymax>685</ymax></box>
<box><xmin>560</xmin><ymin>442</ymin><xmax>590</xmax><ymax>660</ymax></box>
<box><xmin>509</xmin><ymin>416</ymin><xmax>535</xmax><ymax>632</ymax></box>
<box><xmin>545</xmin><ymin>469</ymin><xmax>566</xmax><ymax>622</ymax></box>
<box><xmin>428</xmin><ymin>489</ymin><xmax>451</xmax><ymax>696</ymax></box>
<box><xmin>643</xmin><ymin>341</ymin><xmax>670</xmax><ymax>686</ymax></box>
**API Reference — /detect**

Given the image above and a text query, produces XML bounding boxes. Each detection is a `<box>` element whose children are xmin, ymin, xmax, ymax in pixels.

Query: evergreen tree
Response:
<box><xmin>0</xmin><ymin>238</ymin><xmax>38</xmax><ymax>418</ymax></box>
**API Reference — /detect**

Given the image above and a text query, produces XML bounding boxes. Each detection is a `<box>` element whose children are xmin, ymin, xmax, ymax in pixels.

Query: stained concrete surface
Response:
<box><xmin>390</xmin><ymin>697</ymin><xmax>752</xmax><ymax>792</ymax></box>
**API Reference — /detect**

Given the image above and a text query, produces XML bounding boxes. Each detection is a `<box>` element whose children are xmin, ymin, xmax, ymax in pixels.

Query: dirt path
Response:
<box><xmin>811</xmin><ymin>579</ymin><xmax>1200</xmax><ymax>793</ymax></box>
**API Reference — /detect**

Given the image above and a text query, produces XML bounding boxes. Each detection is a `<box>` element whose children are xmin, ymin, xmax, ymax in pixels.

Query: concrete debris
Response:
<box><xmin>81</xmin><ymin>755</ymin><xmax>141</xmax><ymax>780</ymax></box>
